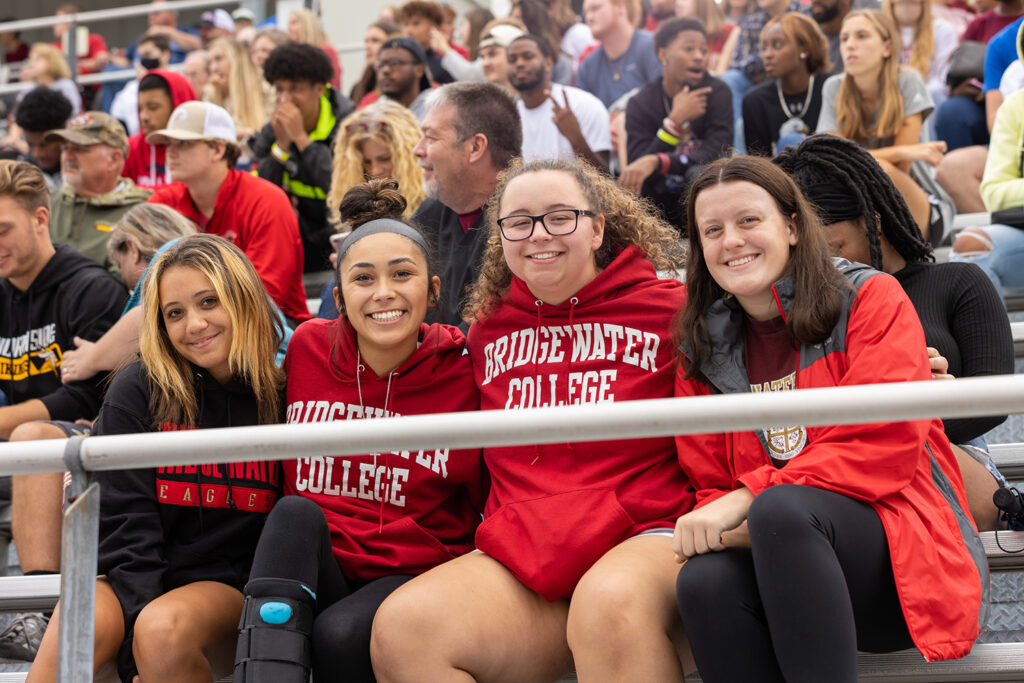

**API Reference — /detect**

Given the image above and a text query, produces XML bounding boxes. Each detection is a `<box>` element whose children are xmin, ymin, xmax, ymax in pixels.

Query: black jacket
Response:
<box><xmin>412</xmin><ymin>198</ymin><xmax>489</xmax><ymax>329</ymax></box>
<box><xmin>625</xmin><ymin>74</ymin><xmax>733</xmax><ymax>228</ymax></box>
<box><xmin>253</xmin><ymin>87</ymin><xmax>354</xmax><ymax>272</ymax></box>
<box><xmin>94</xmin><ymin>361</ymin><xmax>281</xmax><ymax>680</ymax></box>
<box><xmin>0</xmin><ymin>244</ymin><xmax>125</xmax><ymax>418</ymax></box>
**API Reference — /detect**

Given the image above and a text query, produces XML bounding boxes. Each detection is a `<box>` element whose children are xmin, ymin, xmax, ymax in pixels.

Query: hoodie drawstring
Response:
<box><xmin>771</xmin><ymin>283</ymin><xmax>788</xmax><ymax>324</ymax></box>
<box><xmin>356</xmin><ymin>351</ymin><xmax>397</xmax><ymax>533</ymax></box>
<box><xmin>565</xmin><ymin>297</ymin><xmax>578</xmax><ymax>452</ymax></box>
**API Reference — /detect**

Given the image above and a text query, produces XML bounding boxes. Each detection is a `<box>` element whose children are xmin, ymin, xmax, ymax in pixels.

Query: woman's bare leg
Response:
<box><xmin>371</xmin><ymin>552</ymin><xmax>573</xmax><ymax>683</ymax></box>
<box><xmin>951</xmin><ymin>444</ymin><xmax>1001</xmax><ymax>531</ymax></box>
<box><xmin>26</xmin><ymin>578</ymin><xmax>125</xmax><ymax>683</ymax></box>
<box><xmin>132</xmin><ymin>581</ymin><xmax>243</xmax><ymax>683</ymax></box>
<box><xmin>568</xmin><ymin>535</ymin><xmax>693</xmax><ymax>682</ymax></box>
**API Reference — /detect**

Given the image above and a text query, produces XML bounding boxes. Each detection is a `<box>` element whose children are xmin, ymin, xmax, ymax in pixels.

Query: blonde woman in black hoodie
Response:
<box><xmin>28</xmin><ymin>234</ymin><xmax>286</xmax><ymax>683</ymax></box>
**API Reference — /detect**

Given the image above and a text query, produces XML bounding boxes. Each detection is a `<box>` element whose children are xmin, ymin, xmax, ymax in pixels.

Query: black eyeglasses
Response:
<box><xmin>497</xmin><ymin>209</ymin><xmax>596</xmax><ymax>241</ymax></box>
<box><xmin>375</xmin><ymin>58</ymin><xmax>414</xmax><ymax>71</ymax></box>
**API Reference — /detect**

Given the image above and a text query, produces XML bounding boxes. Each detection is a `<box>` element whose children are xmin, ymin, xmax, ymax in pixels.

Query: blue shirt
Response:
<box><xmin>984</xmin><ymin>17</ymin><xmax>1022</xmax><ymax>92</ymax></box>
<box><xmin>577</xmin><ymin>30</ymin><xmax>662</xmax><ymax>108</ymax></box>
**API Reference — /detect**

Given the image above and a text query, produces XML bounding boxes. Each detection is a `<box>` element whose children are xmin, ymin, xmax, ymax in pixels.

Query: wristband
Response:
<box><xmin>657</xmin><ymin>127</ymin><xmax>680</xmax><ymax>146</ymax></box>
<box><xmin>271</xmin><ymin>143</ymin><xmax>290</xmax><ymax>163</ymax></box>
<box><xmin>657</xmin><ymin>153</ymin><xmax>670</xmax><ymax>175</ymax></box>
<box><xmin>662</xmin><ymin>117</ymin><xmax>683</xmax><ymax>137</ymax></box>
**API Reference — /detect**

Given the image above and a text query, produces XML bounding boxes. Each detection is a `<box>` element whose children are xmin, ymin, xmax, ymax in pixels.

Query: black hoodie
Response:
<box><xmin>94</xmin><ymin>361</ymin><xmax>281</xmax><ymax>681</ymax></box>
<box><xmin>0</xmin><ymin>244</ymin><xmax>126</xmax><ymax>418</ymax></box>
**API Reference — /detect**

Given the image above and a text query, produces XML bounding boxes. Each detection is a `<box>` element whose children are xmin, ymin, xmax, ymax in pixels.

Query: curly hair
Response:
<box><xmin>14</xmin><ymin>86</ymin><xmax>72</xmax><ymax>133</ymax></box>
<box><xmin>327</xmin><ymin>100</ymin><xmax>425</xmax><ymax>222</ymax></box>
<box><xmin>263</xmin><ymin>42</ymin><xmax>334</xmax><ymax>86</ymax></box>
<box><xmin>465</xmin><ymin>157</ymin><xmax>686</xmax><ymax>321</ymax></box>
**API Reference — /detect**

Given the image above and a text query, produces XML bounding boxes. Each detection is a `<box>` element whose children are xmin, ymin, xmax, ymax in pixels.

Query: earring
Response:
<box><xmin>800</xmin><ymin>53</ymin><xmax>807</xmax><ymax>59</ymax></box>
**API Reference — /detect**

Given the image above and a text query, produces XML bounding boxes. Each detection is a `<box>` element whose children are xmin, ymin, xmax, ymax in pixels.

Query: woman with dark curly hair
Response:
<box><xmin>371</xmin><ymin>157</ymin><xmax>697</xmax><ymax>683</ymax></box>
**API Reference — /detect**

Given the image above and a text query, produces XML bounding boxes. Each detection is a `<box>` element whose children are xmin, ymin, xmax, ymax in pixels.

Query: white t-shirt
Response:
<box><xmin>561</xmin><ymin>23</ymin><xmax>596</xmax><ymax>65</ymax></box>
<box><xmin>1001</xmin><ymin>60</ymin><xmax>1024</xmax><ymax>98</ymax></box>
<box><xmin>517</xmin><ymin>83</ymin><xmax>611</xmax><ymax>162</ymax></box>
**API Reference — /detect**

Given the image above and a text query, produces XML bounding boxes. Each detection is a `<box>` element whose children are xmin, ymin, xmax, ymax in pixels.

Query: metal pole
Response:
<box><xmin>66</xmin><ymin>17</ymin><xmax>78</xmax><ymax>87</ymax></box>
<box><xmin>56</xmin><ymin>436</ymin><xmax>98</xmax><ymax>683</ymax></box>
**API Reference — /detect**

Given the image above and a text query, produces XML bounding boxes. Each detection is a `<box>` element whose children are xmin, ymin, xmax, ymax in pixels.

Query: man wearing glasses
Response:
<box><xmin>376</xmin><ymin>37</ymin><xmax>435</xmax><ymax>122</ymax></box>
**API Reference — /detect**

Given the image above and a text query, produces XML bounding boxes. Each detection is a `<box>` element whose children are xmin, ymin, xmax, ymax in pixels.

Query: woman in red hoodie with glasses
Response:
<box><xmin>233</xmin><ymin>179</ymin><xmax>485</xmax><ymax>683</ymax></box>
<box><xmin>370</xmin><ymin>158</ymin><xmax>696</xmax><ymax>682</ymax></box>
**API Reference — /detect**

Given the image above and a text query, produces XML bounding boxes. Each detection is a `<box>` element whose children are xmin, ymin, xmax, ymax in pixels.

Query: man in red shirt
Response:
<box><xmin>52</xmin><ymin>3</ymin><xmax>110</xmax><ymax>76</ymax></box>
<box><xmin>146</xmin><ymin>101</ymin><xmax>310</xmax><ymax>324</ymax></box>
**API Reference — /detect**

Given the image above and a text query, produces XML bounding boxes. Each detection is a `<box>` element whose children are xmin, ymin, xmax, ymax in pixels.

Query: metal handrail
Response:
<box><xmin>0</xmin><ymin>0</ymin><xmax>241</xmax><ymax>34</ymax></box>
<box><xmin>4</xmin><ymin>373</ymin><xmax>1024</xmax><ymax>476</ymax></box>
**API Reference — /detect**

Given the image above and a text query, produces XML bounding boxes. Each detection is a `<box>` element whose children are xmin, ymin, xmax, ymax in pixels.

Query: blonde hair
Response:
<box><xmin>0</xmin><ymin>159</ymin><xmax>50</xmax><ymax>214</ymax></box>
<box><xmin>106</xmin><ymin>204</ymin><xmax>197</xmax><ymax>264</ymax></box>
<box><xmin>139</xmin><ymin>234</ymin><xmax>285</xmax><ymax>427</ymax></box>
<box><xmin>686</xmin><ymin>0</ymin><xmax>727</xmax><ymax>40</ymax></box>
<box><xmin>836</xmin><ymin>10</ymin><xmax>904</xmax><ymax>142</ymax></box>
<box><xmin>204</xmin><ymin>37</ymin><xmax>268</xmax><ymax>132</ymax></box>
<box><xmin>289</xmin><ymin>8</ymin><xmax>329</xmax><ymax>45</ymax></box>
<box><xmin>882</xmin><ymin>0</ymin><xmax>933</xmax><ymax>81</ymax></box>
<box><xmin>327</xmin><ymin>101</ymin><xmax>426</xmax><ymax>222</ymax></box>
<box><xmin>466</xmin><ymin>157</ymin><xmax>685</xmax><ymax>321</ymax></box>
<box><xmin>29</xmin><ymin>43</ymin><xmax>71</xmax><ymax>81</ymax></box>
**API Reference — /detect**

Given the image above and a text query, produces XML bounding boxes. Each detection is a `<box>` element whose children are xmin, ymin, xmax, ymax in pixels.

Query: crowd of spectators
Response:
<box><xmin>0</xmin><ymin>0</ymin><xmax>1019</xmax><ymax>680</ymax></box>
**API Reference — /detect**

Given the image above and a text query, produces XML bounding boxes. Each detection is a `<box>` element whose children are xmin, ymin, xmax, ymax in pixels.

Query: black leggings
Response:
<box><xmin>676</xmin><ymin>485</ymin><xmax>914</xmax><ymax>683</ymax></box>
<box><xmin>248</xmin><ymin>496</ymin><xmax>412</xmax><ymax>683</ymax></box>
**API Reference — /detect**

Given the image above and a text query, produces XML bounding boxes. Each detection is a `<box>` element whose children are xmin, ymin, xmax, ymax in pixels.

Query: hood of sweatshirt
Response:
<box><xmin>125</xmin><ymin>70</ymin><xmax>197</xmax><ymax>189</ymax></box>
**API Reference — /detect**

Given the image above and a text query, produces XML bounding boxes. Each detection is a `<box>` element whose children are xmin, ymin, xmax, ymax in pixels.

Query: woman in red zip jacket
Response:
<box><xmin>371</xmin><ymin>158</ymin><xmax>696</xmax><ymax>682</ymax></box>
<box><xmin>233</xmin><ymin>179</ymin><xmax>486</xmax><ymax>683</ymax></box>
<box><xmin>673</xmin><ymin>155</ymin><xmax>987</xmax><ymax>683</ymax></box>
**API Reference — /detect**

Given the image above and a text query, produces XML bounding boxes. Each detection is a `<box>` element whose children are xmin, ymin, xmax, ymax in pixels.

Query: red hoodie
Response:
<box><xmin>148</xmin><ymin>169</ymin><xmax>310</xmax><ymax>323</ymax></box>
<box><xmin>123</xmin><ymin>70</ymin><xmax>196</xmax><ymax>189</ymax></box>
<box><xmin>468</xmin><ymin>245</ymin><xmax>694</xmax><ymax>601</ymax></box>
<box><xmin>281</xmin><ymin>317</ymin><xmax>486</xmax><ymax>581</ymax></box>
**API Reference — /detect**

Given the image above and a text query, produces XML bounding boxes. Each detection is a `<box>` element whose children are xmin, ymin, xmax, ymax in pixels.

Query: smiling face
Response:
<box><xmin>0</xmin><ymin>196</ymin><xmax>49</xmax><ymax>291</ymax></box>
<box><xmin>661</xmin><ymin>29</ymin><xmax>709</xmax><ymax>88</ymax></box>
<box><xmin>840</xmin><ymin>14</ymin><xmax>890</xmax><ymax>76</ymax></box>
<box><xmin>498</xmin><ymin>169</ymin><xmax>606</xmax><ymax>305</ymax></box>
<box><xmin>693</xmin><ymin>180</ymin><xmax>798</xmax><ymax>320</ymax></box>
<box><xmin>250</xmin><ymin>35</ymin><xmax>277</xmax><ymax>70</ymax></box>
<box><xmin>159</xmin><ymin>265</ymin><xmax>234</xmax><ymax>382</ymax></box>
<box><xmin>761</xmin><ymin>23</ymin><xmax>804</xmax><ymax>80</ymax></box>
<box><xmin>413</xmin><ymin>103</ymin><xmax>470</xmax><ymax>203</ymax></box>
<box><xmin>336</xmin><ymin>232</ymin><xmax>438</xmax><ymax>375</ymax></box>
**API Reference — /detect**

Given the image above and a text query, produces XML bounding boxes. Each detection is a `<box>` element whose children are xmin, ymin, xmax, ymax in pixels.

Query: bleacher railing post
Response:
<box><xmin>56</xmin><ymin>435</ymin><xmax>97</xmax><ymax>683</ymax></box>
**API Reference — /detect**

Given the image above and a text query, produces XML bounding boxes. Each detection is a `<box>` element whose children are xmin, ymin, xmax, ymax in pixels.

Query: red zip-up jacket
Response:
<box><xmin>675</xmin><ymin>261</ymin><xmax>988</xmax><ymax>662</ymax></box>
<box><xmin>148</xmin><ymin>170</ymin><xmax>310</xmax><ymax>323</ymax></box>
<box><xmin>281</xmin><ymin>317</ymin><xmax>486</xmax><ymax>580</ymax></box>
<box><xmin>468</xmin><ymin>246</ymin><xmax>695</xmax><ymax>601</ymax></box>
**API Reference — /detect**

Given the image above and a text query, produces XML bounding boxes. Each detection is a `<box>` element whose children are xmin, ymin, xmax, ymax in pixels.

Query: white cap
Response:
<box><xmin>231</xmin><ymin>8</ymin><xmax>256</xmax><ymax>23</ymax></box>
<box><xmin>146</xmin><ymin>101</ymin><xmax>237</xmax><ymax>145</ymax></box>
<box><xmin>201</xmin><ymin>8</ymin><xmax>235</xmax><ymax>32</ymax></box>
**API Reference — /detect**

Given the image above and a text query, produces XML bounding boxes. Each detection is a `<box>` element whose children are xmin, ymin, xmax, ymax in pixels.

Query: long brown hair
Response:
<box><xmin>139</xmin><ymin>235</ymin><xmax>285</xmax><ymax>426</ymax></box>
<box><xmin>835</xmin><ymin>10</ymin><xmax>904</xmax><ymax>142</ymax></box>
<box><xmin>465</xmin><ymin>157</ymin><xmax>685</xmax><ymax>321</ymax></box>
<box><xmin>678</xmin><ymin>156</ymin><xmax>848</xmax><ymax>381</ymax></box>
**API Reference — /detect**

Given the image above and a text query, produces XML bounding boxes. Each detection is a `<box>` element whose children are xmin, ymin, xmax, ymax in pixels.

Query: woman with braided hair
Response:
<box><xmin>775</xmin><ymin>133</ymin><xmax>1013</xmax><ymax>530</ymax></box>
